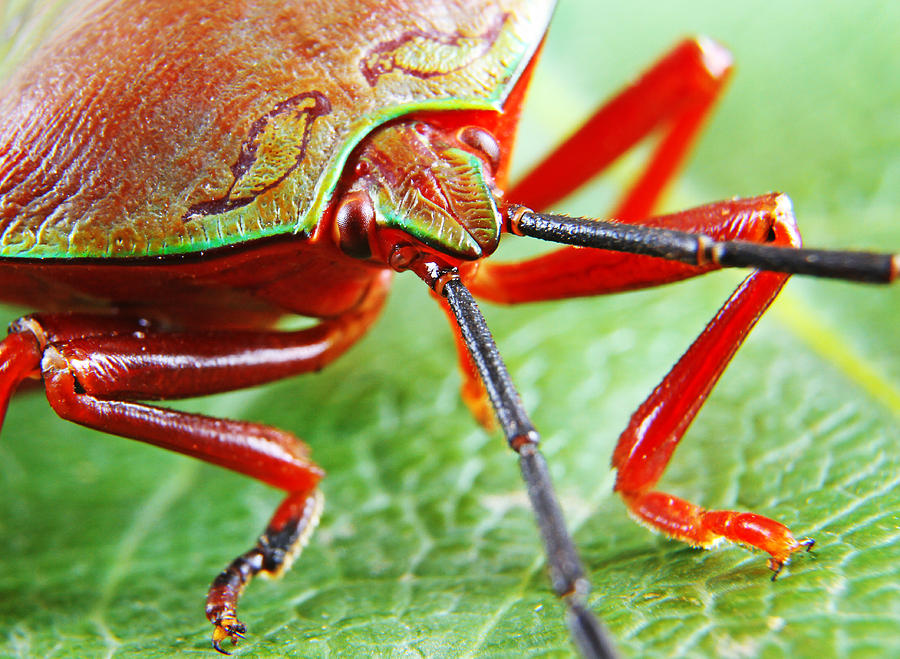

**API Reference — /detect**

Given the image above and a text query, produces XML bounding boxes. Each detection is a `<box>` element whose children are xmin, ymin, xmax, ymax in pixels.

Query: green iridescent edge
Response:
<box><xmin>3</xmin><ymin>2</ymin><xmax>554</xmax><ymax>260</ymax></box>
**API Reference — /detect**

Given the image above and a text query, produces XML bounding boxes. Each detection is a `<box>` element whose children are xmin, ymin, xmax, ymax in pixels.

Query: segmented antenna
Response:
<box><xmin>508</xmin><ymin>206</ymin><xmax>898</xmax><ymax>284</ymax></box>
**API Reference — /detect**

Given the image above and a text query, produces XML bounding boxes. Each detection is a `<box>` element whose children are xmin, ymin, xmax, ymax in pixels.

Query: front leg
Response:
<box><xmin>0</xmin><ymin>283</ymin><xmax>385</xmax><ymax>652</ymax></box>
<box><xmin>606</xmin><ymin>210</ymin><xmax>816</xmax><ymax>574</ymax></box>
<box><xmin>38</xmin><ymin>335</ymin><xmax>333</xmax><ymax>654</ymax></box>
<box><xmin>465</xmin><ymin>195</ymin><xmax>820</xmax><ymax>573</ymax></box>
<box><xmin>206</xmin><ymin>490</ymin><xmax>324</xmax><ymax>653</ymax></box>
<box><xmin>611</xmin><ymin>268</ymin><xmax>815</xmax><ymax>576</ymax></box>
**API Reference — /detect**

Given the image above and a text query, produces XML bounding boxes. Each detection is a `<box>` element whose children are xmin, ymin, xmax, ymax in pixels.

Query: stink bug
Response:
<box><xmin>1</xmin><ymin>1</ymin><xmax>897</xmax><ymax>657</ymax></box>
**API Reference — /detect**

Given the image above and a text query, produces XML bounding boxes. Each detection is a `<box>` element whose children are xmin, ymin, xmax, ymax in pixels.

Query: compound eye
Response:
<box><xmin>457</xmin><ymin>126</ymin><xmax>501</xmax><ymax>172</ymax></box>
<box><xmin>334</xmin><ymin>190</ymin><xmax>375</xmax><ymax>258</ymax></box>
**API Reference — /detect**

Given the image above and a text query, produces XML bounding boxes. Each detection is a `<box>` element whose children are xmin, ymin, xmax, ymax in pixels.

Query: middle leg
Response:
<box><xmin>466</xmin><ymin>197</ymin><xmax>816</xmax><ymax>572</ymax></box>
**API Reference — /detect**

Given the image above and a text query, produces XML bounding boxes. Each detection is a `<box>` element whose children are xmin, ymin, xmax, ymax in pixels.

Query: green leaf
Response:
<box><xmin>1</xmin><ymin>1</ymin><xmax>897</xmax><ymax>657</ymax></box>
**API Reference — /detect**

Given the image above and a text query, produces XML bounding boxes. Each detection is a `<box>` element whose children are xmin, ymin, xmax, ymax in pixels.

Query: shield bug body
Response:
<box><xmin>0</xmin><ymin>0</ymin><xmax>897</xmax><ymax>656</ymax></box>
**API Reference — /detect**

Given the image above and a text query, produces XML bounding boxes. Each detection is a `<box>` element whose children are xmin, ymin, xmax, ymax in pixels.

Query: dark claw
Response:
<box><xmin>212</xmin><ymin>615</ymin><xmax>246</xmax><ymax>655</ymax></box>
<box><xmin>802</xmin><ymin>538</ymin><xmax>816</xmax><ymax>552</ymax></box>
<box><xmin>767</xmin><ymin>557</ymin><xmax>784</xmax><ymax>581</ymax></box>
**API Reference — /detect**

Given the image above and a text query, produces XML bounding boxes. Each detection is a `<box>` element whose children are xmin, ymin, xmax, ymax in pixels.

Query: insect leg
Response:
<box><xmin>509</xmin><ymin>38</ymin><xmax>732</xmax><ymax>219</ymax></box>
<box><xmin>458</xmin><ymin>195</ymin><xmax>799</xmax><ymax>425</ymax></box>
<box><xmin>0</xmin><ymin>331</ymin><xmax>42</xmax><ymax>427</ymax></box>
<box><xmin>610</xmin><ymin>263</ymin><xmax>817</xmax><ymax>576</ymax></box>
<box><xmin>1</xmin><ymin>283</ymin><xmax>385</xmax><ymax>653</ymax></box>
<box><xmin>467</xmin><ymin>196</ymin><xmax>828</xmax><ymax>575</ymax></box>
<box><xmin>41</xmin><ymin>357</ymin><xmax>323</xmax><ymax>652</ymax></box>
<box><xmin>0</xmin><ymin>313</ymin><xmax>186</xmax><ymax>427</ymax></box>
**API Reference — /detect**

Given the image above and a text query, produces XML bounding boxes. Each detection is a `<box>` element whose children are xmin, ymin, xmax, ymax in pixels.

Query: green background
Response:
<box><xmin>1</xmin><ymin>1</ymin><xmax>898</xmax><ymax>657</ymax></box>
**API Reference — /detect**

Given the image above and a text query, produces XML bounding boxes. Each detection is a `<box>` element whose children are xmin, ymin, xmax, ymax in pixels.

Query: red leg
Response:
<box><xmin>468</xmin><ymin>43</ymin><xmax>815</xmax><ymax>569</ymax></box>
<box><xmin>16</xmin><ymin>276</ymin><xmax>386</xmax><ymax>400</ymax></box>
<box><xmin>0</xmin><ymin>331</ymin><xmax>42</xmax><ymax>427</ymax></box>
<box><xmin>468</xmin><ymin>37</ymin><xmax>740</xmax><ymax>306</ymax></box>
<box><xmin>611</xmin><ymin>255</ymin><xmax>815</xmax><ymax>575</ymax></box>
<box><xmin>40</xmin><ymin>354</ymin><xmax>324</xmax><ymax>651</ymax></box>
<box><xmin>469</xmin><ymin>196</ymin><xmax>815</xmax><ymax>571</ymax></box>
<box><xmin>461</xmin><ymin>195</ymin><xmax>794</xmax><ymax>425</ymax></box>
<box><xmin>509</xmin><ymin>37</ymin><xmax>732</xmax><ymax>219</ymax></box>
<box><xmin>0</xmin><ymin>281</ymin><xmax>387</xmax><ymax>652</ymax></box>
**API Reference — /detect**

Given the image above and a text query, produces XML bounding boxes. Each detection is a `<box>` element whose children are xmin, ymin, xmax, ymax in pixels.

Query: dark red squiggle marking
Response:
<box><xmin>360</xmin><ymin>13</ymin><xmax>508</xmax><ymax>87</ymax></box>
<box><xmin>184</xmin><ymin>91</ymin><xmax>331</xmax><ymax>219</ymax></box>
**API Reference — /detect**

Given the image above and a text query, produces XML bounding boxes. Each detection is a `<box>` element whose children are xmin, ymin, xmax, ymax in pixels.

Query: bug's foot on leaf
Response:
<box><xmin>620</xmin><ymin>492</ymin><xmax>817</xmax><ymax>580</ymax></box>
<box><xmin>768</xmin><ymin>536</ymin><xmax>815</xmax><ymax>581</ymax></box>
<box><xmin>212</xmin><ymin>613</ymin><xmax>247</xmax><ymax>655</ymax></box>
